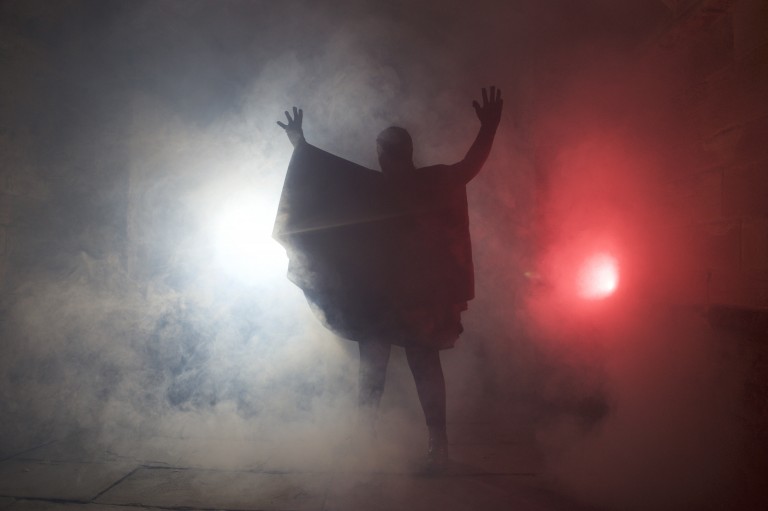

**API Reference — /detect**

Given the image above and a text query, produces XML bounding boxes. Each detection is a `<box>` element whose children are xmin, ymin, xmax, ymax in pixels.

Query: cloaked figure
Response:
<box><xmin>273</xmin><ymin>87</ymin><xmax>502</xmax><ymax>469</ymax></box>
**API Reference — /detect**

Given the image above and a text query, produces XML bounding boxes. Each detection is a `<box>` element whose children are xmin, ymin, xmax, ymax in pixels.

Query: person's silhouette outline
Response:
<box><xmin>276</xmin><ymin>87</ymin><xmax>503</xmax><ymax>470</ymax></box>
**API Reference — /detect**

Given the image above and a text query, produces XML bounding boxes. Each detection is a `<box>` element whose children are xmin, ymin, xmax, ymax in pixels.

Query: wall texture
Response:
<box><xmin>655</xmin><ymin>0</ymin><xmax>768</xmax><ymax>309</ymax></box>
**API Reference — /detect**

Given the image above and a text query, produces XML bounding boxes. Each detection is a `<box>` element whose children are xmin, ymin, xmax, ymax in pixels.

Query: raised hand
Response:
<box><xmin>472</xmin><ymin>86</ymin><xmax>503</xmax><ymax>128</ymax></box>
<box><xmin>454</xmin><ymin>86</ymin><xmax>503</xmax><ymax>184</ymax></box>
<box><xmin>277</xmin><ymin>106</ymin><xmax>305</xmax><ymax>147</ymax></box>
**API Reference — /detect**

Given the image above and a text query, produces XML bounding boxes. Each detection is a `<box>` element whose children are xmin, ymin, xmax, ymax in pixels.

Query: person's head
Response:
<box><xmin>377</xmin><ymin>126</ymin><xmax>414</xmax><ymax>176</ymax></box>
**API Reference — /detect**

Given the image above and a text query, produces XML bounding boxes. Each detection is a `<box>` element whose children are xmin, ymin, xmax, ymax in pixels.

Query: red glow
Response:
<box><xmin>578</xmin><ymin>252</ymin><xmax>619</xmax><ymax>300</ymax></box>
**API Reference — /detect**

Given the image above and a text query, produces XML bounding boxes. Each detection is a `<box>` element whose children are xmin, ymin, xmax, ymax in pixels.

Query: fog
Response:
<box><xmin>0</xmin><ymin>0</ymin><xmax>757</xmax><ymax>509</ymax></box>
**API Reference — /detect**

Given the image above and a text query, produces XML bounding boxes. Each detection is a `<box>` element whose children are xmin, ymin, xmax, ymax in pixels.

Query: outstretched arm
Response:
<box><xmin>453</xmin><ymin>87</ymin><xmax>503</xmax><ymax>184</ymax></box>
<box><xmin>277</xmin><ymin>106</ymin><xmax>305</xmax><ymax>148</ymax></box>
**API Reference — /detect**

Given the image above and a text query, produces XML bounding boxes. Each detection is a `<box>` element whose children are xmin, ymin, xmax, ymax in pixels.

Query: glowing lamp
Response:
<box><xmin>213</xmin><ymin>192</ymin><xmax>286</xmax><ymax>282</ymax></box>
<box><xmin>578</xmin><ymin>252</ymin><xmax>619</xmax><ymax>300</ymax></box>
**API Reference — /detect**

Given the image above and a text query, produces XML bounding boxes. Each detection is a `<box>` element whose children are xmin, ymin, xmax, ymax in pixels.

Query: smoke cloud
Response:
<box><xmin>1</xmin><ymin>0</ymin><xmax>760</xmax><ymax>508</ymax></box>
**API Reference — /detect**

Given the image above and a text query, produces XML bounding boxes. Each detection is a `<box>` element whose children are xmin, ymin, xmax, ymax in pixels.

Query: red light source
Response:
<box><xmin>578</xmin><ymin>252</ymin><xmax>619</xmax><ymax>300</ymax></box>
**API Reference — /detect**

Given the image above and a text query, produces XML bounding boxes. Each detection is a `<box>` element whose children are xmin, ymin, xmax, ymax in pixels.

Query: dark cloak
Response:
<box><xmin>273</xmin><ymin>142</ymin><xmax>474</xmax><ymax>347</ymax></box>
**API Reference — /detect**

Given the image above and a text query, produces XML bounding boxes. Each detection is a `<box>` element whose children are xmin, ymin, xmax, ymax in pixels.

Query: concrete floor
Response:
<box><xmin>0</xmin><ymin>413</ymin><xmax>596</xmax><ymax>511</ymax></box>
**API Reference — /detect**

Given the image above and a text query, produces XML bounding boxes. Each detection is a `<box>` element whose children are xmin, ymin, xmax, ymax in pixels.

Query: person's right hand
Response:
<box><xmin>277</xmin><ymin>106</ymin><xmax>305</xmax><ymax>148</ymax></box>
<box><xmin>472</xmin><ymin>87</ymin><xmax>503</xmax><ymax>129</ymax></box>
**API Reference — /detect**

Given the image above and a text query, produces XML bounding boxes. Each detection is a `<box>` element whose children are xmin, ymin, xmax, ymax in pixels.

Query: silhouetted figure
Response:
<box><xmin>274</xmin><ymin>87</ymin><xmax>502</xmax><ymax>469</ymax></box>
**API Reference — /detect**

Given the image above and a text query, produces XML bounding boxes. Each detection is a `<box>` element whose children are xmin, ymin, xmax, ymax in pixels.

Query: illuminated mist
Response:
<box><xmin>1</xmin><ymin>0</ymin><xmax>764</xmax><ymax>509</ymax></box>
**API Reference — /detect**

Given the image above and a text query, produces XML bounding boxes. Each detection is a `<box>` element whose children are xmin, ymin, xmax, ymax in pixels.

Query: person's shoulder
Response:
<box><xmin>416</xmin><ymin>164</ymin><xmax>451</xmax><ymax>173</ymax></box>
<box><xmin>414</xmin><ymin>164</ymin><xmax>464</xmax><ymax>187</ymax></box>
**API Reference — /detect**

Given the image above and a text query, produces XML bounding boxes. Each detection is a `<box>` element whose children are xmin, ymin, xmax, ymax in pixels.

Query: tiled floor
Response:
<box><xmin>0</xmin><ymin>421</ymin><xmax>592</xmax><ymax>511</ymax></box>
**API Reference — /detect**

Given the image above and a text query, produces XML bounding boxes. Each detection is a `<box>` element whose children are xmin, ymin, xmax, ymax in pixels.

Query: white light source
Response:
<box><xmin>212</xmin><ymin>192</ymin><xmax>286</xmax><ymax>283</ymax></box>
<box><xmin>578</xmin><ymin>252</ymin><xmax>619</xmax><ymax>300</ymax></box>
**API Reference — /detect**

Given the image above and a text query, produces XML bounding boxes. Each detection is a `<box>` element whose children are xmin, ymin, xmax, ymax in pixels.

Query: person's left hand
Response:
<box><xmin>472</xmin><ymin>86</ymin><xmax>503</xmax><ymax>128</ymax></box>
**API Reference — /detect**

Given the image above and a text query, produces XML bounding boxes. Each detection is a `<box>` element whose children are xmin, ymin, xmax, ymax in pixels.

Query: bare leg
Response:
<box><xmin>405</xmin><ymin>346</ymin><xmax>448</xmax><ymax>465</ymax></box>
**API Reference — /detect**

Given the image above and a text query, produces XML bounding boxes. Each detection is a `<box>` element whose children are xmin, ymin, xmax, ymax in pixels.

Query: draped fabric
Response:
<box><xmin>273</xmin><ymin>142</ymin><xmax>474</xmax><ymax>348</ymax></box>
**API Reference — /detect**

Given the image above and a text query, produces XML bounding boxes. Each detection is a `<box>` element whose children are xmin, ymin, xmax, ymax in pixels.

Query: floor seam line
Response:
<box><xmin>90</xmin><ymin>464</ymin><xmax>143</xmax><ymax>503</ymax></box>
